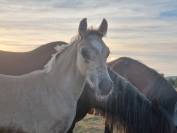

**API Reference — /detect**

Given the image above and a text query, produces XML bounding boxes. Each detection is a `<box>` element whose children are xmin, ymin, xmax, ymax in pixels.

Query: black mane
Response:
<box><xmin>102</xmin><ymin>69</ymin><xmax>175</xmax><ymax>133</ymax></box>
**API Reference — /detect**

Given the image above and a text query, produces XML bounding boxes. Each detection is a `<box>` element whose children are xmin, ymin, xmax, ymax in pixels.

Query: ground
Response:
<box><xmin>73</xmin><ymin>114</ymin><xmax>104</xmax><ymax>133</ymax></box>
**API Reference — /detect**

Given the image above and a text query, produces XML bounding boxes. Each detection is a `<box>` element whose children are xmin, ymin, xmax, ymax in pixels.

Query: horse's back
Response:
<box><xmin>0</xmin><ymin>41</ymin><xmax>67</xmax><ymax>75</ymax></box>
<box><xmin>109</xmin><ymin>57</ymin><xmax>157</xmax><ymax>94</ymax></box>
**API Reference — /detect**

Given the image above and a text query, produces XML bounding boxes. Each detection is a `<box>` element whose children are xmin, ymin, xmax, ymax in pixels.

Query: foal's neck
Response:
<box><xmin>49</xmin><ymin>43</ymin><xmax>85</xmax><ymax>99</ymax></box>
<box><xmin>54</xmin><ymin>43</ymin><xmax>78</xmax><ymax>75</ymax></box>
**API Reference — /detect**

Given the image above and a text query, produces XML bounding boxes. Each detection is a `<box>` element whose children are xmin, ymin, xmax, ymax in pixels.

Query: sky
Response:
<box><xmin>0</xmin><ymin>0</ymin><xmax>177</xmax><ymax>76</ymax></box>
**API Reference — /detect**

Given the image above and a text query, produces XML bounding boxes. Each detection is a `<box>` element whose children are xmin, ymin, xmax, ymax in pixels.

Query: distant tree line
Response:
<box><xmin>167</xmin><ymin>78</ymin><xmax>177</xmax><ymax>89</ymax></box>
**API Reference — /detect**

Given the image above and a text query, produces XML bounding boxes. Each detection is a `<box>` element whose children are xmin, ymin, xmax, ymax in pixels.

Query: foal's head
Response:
<box><xmin>76</xmin><ymin>18</ymin><xmax>113</xmax><ymax>96</ymax></box>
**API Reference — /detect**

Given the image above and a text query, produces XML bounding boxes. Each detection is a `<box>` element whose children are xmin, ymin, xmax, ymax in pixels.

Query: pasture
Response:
<box><xmin>74</xmin><ymin>115</ymin><xmax>104</xmax><ymax>133</ymax></box>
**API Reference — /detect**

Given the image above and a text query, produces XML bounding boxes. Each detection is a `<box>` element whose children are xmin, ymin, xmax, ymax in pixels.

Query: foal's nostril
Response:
<box><xmin>98</xmin><ymin>79</ymin><xmax>113</xmax><ymax>95</ymax></box>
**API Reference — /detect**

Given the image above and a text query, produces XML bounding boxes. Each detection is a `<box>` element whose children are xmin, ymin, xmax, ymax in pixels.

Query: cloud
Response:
<box><xmin>0</xmin><ymin>0</ymin><xmax>177</xmax><ymax>75</ymax></box>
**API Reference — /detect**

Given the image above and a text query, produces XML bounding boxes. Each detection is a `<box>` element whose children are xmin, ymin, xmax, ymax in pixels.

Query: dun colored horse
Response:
<box><xmin>0</xmin><ymin>18</ymin><xmax>113</xmax><ymax>133</ymax></box>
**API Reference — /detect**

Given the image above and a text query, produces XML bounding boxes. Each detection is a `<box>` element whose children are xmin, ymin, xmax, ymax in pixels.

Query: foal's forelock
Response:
<box><xmin>69</xmin><ymin>29</ymin><xmax>105</xmax><ymax>47</ymax></box>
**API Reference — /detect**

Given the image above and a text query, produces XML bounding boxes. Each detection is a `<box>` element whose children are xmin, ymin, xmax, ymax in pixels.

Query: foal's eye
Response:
<box><xmin>81</xmin><ymin>47</ymin><xmax>91</xmax><ymax>60</ymax></box>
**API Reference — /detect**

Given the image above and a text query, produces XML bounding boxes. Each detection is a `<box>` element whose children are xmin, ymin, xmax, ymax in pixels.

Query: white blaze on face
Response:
<box><xmin>91</xmin><ymin>38</ymin><xmax>103</xmax><ymax>54</ymax></box>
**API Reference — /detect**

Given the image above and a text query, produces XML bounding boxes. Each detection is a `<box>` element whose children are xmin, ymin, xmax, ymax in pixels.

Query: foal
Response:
<box><xmin>0</xmin><ymin>18</ymin><xmax>112</xmax><ymax>133</ymax></box>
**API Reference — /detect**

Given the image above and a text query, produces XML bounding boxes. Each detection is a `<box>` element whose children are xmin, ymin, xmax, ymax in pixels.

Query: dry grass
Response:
<box><xmin>73</xmin><ymin>114</ymin><xmax>105</xmax><ymax>133</ymax></box>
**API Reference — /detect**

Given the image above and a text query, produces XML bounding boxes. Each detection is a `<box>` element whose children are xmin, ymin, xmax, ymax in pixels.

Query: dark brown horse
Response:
<box><xmin>68</xmin><ymin>57</ymin><xmax>177</xmax><ymax>133</ymax></box>
<box><xmin>0</xmin><ymin>41</ymin><xmax>67</xmax><ymax>75</ymax></box>
<box><xmin>106</xmin><ymin>57</ymin><xmax>177</xmax><ymax>132</ymax></box>
<box><xmin>109</xmin><ymin>57</ymin><xmax>177</xmax><ymax>117</ymax></box>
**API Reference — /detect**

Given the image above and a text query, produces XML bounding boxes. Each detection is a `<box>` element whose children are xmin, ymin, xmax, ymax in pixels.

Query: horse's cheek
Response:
<box><xmin>77</xmin><ymin>54</ymin><xmax>88</xmax><ymax>76</ymax></box>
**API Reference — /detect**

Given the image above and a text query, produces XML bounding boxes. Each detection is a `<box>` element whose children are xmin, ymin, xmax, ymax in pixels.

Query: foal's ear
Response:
<box><xmin>79</xmin><ymin>18</ymin><xmax>87</xmax><ymax>37</ymax></box>
<box><xmin>98</xmin><ymin>18</ymin><xmax>108</xmax><ymax>36</ymax></box>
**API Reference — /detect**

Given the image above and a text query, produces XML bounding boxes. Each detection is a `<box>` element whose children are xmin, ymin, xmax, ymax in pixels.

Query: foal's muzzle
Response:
<box><xmin>98</xmin><ymin>78</ymin><xmax>113</xmax><ymax>96</ymax></box>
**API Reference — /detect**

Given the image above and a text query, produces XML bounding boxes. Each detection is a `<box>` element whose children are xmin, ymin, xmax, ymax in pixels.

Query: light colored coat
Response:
<box><xmin>0</xmin><ymin>18</ymin><xmax>112</xmax><ymax>133</ymax></box>
<box><xmin>0</xmin><ymin>43</ymin><xmax>85</xmax><ymax>133</ymax></box>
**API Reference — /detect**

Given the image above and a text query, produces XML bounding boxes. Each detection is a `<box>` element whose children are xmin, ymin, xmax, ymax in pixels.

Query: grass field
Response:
<box><xmin>73</xmin><ymin>114</ymin><xmax>104</xmax><ymax>133</ymax></box>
